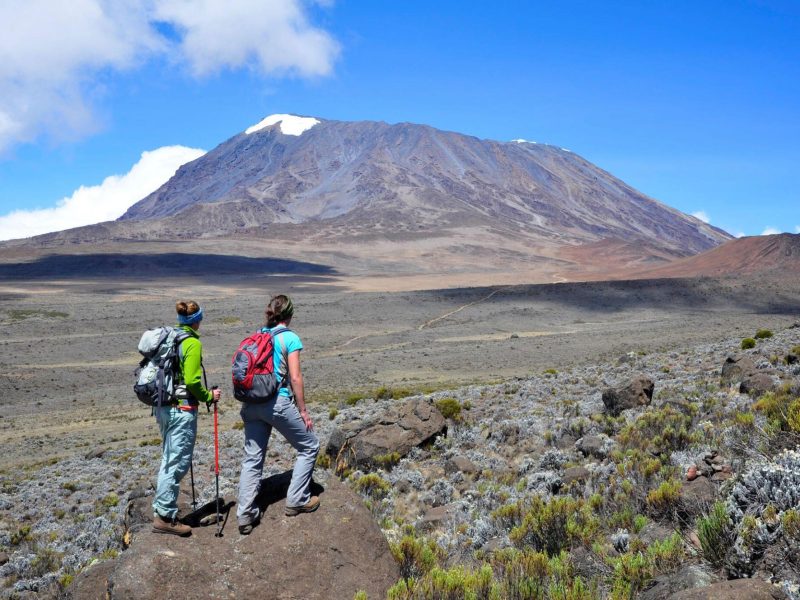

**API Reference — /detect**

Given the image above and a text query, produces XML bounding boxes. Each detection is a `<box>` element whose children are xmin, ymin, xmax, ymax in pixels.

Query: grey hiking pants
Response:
<box><xmin>237</xmin><ymin>395</ymin><xmax>320</xmax><ymax>525</ymax></box>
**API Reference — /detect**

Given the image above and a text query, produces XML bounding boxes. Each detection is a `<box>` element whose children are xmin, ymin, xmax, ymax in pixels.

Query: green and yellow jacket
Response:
<box><xmin>176</xmin><ymin>325</ymin><xmax>213</xmax><ymax>405</ymax></box>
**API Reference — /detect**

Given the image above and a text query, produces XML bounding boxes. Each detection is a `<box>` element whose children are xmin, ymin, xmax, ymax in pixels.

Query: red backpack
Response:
<box><xmin>231</xmin><ymin>327</ymin><xmax>288</xmax><ymax>403</ymax></box>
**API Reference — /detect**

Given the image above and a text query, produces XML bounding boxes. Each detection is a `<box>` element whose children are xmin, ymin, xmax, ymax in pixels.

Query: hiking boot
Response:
<box><xmin>239</xmin><ymin>508</ymin><xmax>261</xmax><ymax>535</ymax></box>
<box><xmin>152</xmin><ymin>514</ymin><xmax>192</xmax><ymax>537</ymax></box>
<box><xmin>285</xmin><ymin>496</ymin><xmax>320</xmax><ymax>517</ymax></box>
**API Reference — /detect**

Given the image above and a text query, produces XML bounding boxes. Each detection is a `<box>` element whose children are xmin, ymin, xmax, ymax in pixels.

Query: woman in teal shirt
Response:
<box><xmin>152</xmin><ymin>300</ymin><xmax>221</xmax><ymax>536</ymax></box>
<box><xmin>237</xmin><ymin>295</ymin><xmax>320</xmax><ymax>534</ymax></box>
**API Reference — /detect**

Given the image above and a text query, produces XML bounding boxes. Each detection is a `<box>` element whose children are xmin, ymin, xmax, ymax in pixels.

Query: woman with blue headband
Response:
<box><xmin>152</xmin><ymin>300</ymin><xmax>222</xmax><ymax>536</ymax></box>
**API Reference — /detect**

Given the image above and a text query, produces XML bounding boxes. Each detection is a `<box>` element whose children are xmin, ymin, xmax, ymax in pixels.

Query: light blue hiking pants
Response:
<box><xmin>153</xmin><ymin>406</ymin><xmax>197</xmax><ymax>520</ymax></box>
<box><xmin>237</xmin><ymin>396</ymin><xmax>320</xmax><ymax>525</ymax></box>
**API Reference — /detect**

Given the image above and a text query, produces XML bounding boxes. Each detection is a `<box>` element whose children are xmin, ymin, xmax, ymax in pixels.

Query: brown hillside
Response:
<box><xmin>629</xmin><ymin>233</ymin><xmax>800</xmax><ymax>279</ymax></box>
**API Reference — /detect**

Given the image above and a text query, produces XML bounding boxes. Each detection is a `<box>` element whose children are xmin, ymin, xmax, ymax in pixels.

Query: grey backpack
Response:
<box><xmin>134</xmin><ymin>327</ymin><xmax>190</xmax><ymax>408</ymax></box>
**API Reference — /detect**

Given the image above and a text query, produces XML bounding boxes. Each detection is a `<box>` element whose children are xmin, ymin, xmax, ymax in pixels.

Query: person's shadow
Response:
<box><xmin>254</xmin><ymin>470</ymin><xmax>325</xmax><ymax>513</ymax></box>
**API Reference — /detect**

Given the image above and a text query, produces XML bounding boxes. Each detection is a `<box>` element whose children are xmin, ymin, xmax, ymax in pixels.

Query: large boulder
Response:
<box><xmin>602</xmin><ymin>376</ymin><xmax>654</xmax><ymax>416</ymax></box>
<box><xmin>721</xmin><ymin>355</ymin><xmax>758</xmax><ymax>385</ymax></box>
<box><xmin>69</xmin><ymin>472</ymin><xmax>400</xmax><ymax>600</ymax></box>
<box><xmin>720</xmin><ymin>355</ymin><xmax>783</xmax><ymax>396</ymax></box>
<box><xmin>668</xmin><ymin>578</ymin><xmax>787</xmax><ymax>599</ymax></box>
<box><xmin>326</xmin><ymin>398</ymin><xmax>446</xmax><ymax>471</ymax></box>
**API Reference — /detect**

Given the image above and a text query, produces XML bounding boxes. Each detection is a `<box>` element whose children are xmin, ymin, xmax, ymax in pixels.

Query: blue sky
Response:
<box><xmin>0</xmin><ymin>0</ymin><xmax>798</xmax><ymax>240</ymax></box>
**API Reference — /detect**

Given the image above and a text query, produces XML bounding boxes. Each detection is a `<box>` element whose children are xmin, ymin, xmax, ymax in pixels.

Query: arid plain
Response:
<box><xmin>1</xmin><ymin>270</ymin><xmax>798</xmax><ymax>471</ymax></box>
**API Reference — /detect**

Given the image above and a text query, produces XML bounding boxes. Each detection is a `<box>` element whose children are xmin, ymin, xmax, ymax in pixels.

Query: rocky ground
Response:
<box><xmin>1</xmin><ymin>316</ymin><xmax>798</xmax><ymax>598</ymax></box>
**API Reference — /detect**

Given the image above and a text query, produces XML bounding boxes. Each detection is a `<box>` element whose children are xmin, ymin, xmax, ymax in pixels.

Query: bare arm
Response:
<box><xmin>287</xmin><ymin>350</ymin><xmax>312</xmax><ymax>430</ymax></box>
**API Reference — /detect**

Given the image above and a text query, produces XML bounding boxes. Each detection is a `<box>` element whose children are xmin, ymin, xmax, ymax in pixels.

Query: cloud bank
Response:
<box><xmin>761</xmin><ymin>227</ymin><xmax>781</xmax><ymax>235</ymax></box>
<box><xmin>691</xmin><ymin>210</ymin><xmax>710</xmax><ymax>224</ymax></box>
<box><xmin>0</xmin><ymin>0</ymin><xmax>339</xmax><ymax>152</ymax></box>
<box><xmin>0</xmin><ymin>145</ymin><xmax>205</xmax><ymax>241</ymax></box>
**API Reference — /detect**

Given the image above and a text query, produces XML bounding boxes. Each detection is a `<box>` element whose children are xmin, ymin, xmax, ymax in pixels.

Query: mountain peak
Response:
<box><xmin>244</xmin><ymin>114</ymin><xmax>320</xmax><ymax>136</ymax></box>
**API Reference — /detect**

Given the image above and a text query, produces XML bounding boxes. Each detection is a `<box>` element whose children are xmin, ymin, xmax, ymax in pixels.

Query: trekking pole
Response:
<box><xmin>189</xmin><ymin>462</ymin><xmax>198</xmax><ymax>512</ymax></box>
<box><xmin>212</xmin><ymin>386</ymin><xmax>222</xmax><ymax>537</ymax></box>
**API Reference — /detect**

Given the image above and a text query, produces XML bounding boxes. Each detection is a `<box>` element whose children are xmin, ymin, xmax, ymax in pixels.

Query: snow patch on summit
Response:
<box><xmin>245</xmin><ymin>114</ymin><xmax>320</xmax><ymax>136</ymax></box>
<box><xmin>511</xmin><ymin>139</ymin><xmax>537</xmax><ymax>144</ymax></box>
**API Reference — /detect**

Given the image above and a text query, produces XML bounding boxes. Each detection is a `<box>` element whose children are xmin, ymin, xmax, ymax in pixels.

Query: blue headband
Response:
<box><xmin>178</xmin><ymin>307</ymin><xmax>203</xmax><ymax>325</ymax></box>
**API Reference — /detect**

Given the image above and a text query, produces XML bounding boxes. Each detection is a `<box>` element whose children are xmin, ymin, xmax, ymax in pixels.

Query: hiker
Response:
<box><xmin>237</xmin><ymin>294</ymin><xmax>320</xmax><ymax>534</ymax></box>
<box><xmin>152</xmin><ymin>300</ymin><xmax>221</xmax><ymax>536</ymax></box>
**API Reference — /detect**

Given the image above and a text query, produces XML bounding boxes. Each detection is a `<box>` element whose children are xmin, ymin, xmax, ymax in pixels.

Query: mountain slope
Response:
<box><xmin>120</xmin><ymin>116</ymin><xmax>729</xmax><ymax>257</ymax></box>
<box><xmin>629</xmin><ymin>233</ymin><xmax>800</xmax><ymax>279</ymax></box>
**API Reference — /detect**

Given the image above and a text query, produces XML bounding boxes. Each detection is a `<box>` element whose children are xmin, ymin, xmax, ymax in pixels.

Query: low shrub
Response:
<box><xmin>697</xmin><ymin>501</ymin><xmax>733</xmax><ymax>568</ymax></box>
<box><xmin>495</xmin><ymin>496</ymin><xmax>600</xmax><ymax>556</ymax></box>
<box><xmin>354</xmin><ymin>473</ymin><xmax>392</xmax><ymax>500</ymax></box>
<box><xmin>390</xmin><ymin>534</ymin><xmax>443</xmax><ymax>580</ymax></box>
<box><xmin>435</xmin><ymin>398</ymin><xmax>462</xmax><ymax>421</ymax></box>
<box><xmin>741</xmin><ymin>338</ymin><xmax>756</xmax><ymax>350</ymax></box>
<box><xmin>754</xmin><ymin>329</ymin><xmax>773</xmax><ymax>339</ymax></box>
<box><xmin>645</xmin><ymin>479</ymin><xmax>682</xmax><ymax>516</ymax></box>
<box><xmin>328</xmin><ymin>407</ymin><xmax>339</xmax><ymax>420</ymax></box>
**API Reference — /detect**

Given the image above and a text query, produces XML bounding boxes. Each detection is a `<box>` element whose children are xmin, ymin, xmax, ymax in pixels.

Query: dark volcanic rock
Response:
<box><xmin>739</xmin><ymin>371</ymin><xmax>781</xmax><ymax>397</ymax></box>
<box><xmin>668</xmin><ymin>578</ymin><xmax>787</xmax><ymax>599</ymax></box>
<box><xmin>602</xmin><ymin>376</ymin><xmax>654</xmax><ymax>415</ymax></box>
<box><xmin>576</xmin><ymin>434</ymin><xmax>614</xmax><ymax>459</ymax></box>
<box><xmin>69</xmin><ymin>474</ymin><xmax>399</xmax><ymax>600</ymax></box>
<box><xmin>326</xmin><ymin>398</ymin><xmax>446</xmax><ymax>470</ymax></box>
<box><xmin>680</xmin><ymin>476</ymin><xmax>716</xmax><ymax>516</ymax></box>
<box><xmin>721</xmin><ymin>355</ymin><xmax>758</xmax><ymax>386</ymax></box>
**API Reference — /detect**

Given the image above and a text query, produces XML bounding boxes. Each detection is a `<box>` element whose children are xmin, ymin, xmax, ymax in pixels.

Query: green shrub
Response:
<box><xmin>329</xmin><ymin>407</ymin><xmax>339</xmax><ymax>420</ymax></box>
<box><xmin>495</xmin><ymin>496</ymin><xmax>600</xmax><ymax>556</ymax></box>
<box><xmin>741</xmin><ymin>338</ymin><xmax>756</xmax><ymax>350</ymax></box>
<box><xmin>782</xmin><ymin>509</ymin><xmax>800</xmax><ymax>540</ymax></box>
<box><xmin>10</xmin><ymin>524</ymin><xmax>33</xmax><ymax>546</ymax></box>
<box><xmin>30</xmin><ymin>547</ymin><xmax>63</xmax><ymax>577</ymax></box>
<box><xmin>791</xmin><ymin>345</ymin><xmax>800</xmax><ymax>356</ymax></box>
<box><xmin>645</xmin><ymin>479</ymin><xmax>682</xmax><ymax>516</ymax></box>
<box><xmin>346</xmin><ymin>393</ymin><xmax>365</xmax><ymax>406</ymax></box>
<box><xmin>698</xmin><ymin>502</ymin><xmax>734</xmax><ymax>568</ymax></box>
<box><xmin>374</xmin><ymin>452</ymin><xmax>401</xmax><ymax>469</ymax></box>
<box><xmin>232</xmin><ymin>421</ymin><xmax>244</xmax><ymax>431</ymax></box>
<box><xmin>435</xmin><ymin>398</ymin><xmax>462</xmax><ymax>421</ymax></box>
<box><xmin>354</xmin><ymin>473</ymin><xmax>392</xmax><ymax>500</ymax></box>
<box><xmin>754</xmin><ymin>388</ymin><xmax>800</xmax><ymax>433</ymax></box>
<box><xmin>353</xmin><ymin>591</ymin><xmax>368</xmax><ymax>600</ymax></box>
<box><xmin>315</xmin><ymin>453</ymin><xmax>331</xmax><ymax>469</ymax></box>
<box><xmin>100</xmin><ymin>493</ymin><xmax>119</xmax><ymax>508</ymax></box>
<box><xmin>390</xmin><ymin>534</ymin><xmax>442</xmax><ymax>580</ymax></box>
<box><xmin>754</xmin><ymin>329</ymin><xmax>773</xmax><ymax>339</ymax></box>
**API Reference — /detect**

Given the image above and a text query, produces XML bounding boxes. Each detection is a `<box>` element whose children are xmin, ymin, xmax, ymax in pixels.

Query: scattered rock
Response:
<box><xmin>680</xmin><ymin>476</ymin><xmax>716</xmax><ymax>516</ymax></box>
<box><xmin>70</xmin><ymin>474</ymin><xmax>399</xmax><ymax>600</ymax></box>
<box><xmin>576</xmin><ymin>434</ymin><xmax>615</xmax><ymax>459</ymax></box>
<box><xmin>668</xmin><ymin>578</ymin><xmax>787</xmax><ymax>599</ymax></box>
<box><xmin>686</xmin><ymin>465</ymin><xmax>698</xmax><ymax>481</ymax></box>
<box><xmin>444</xmin><ymin>456</ymin><xmax>477</xmax><ymax>474</ymax></box>
<box><xmin>0</xmin><ymin>552</ymin><xmax>8</xmax><ymax>566</ymax></box>
<box><xmin>786</xmin><ymin>352</ymin><xmax>798</xmax><ymax>365</ymax></box>
<box><xmin>602</xmin><ymin>376</ymin><xmax>654</xmax><ymax>415</ymax></box>
<box><xmin>739</xmin><ymin>371</ymin><xmax>781</xmax><ymax>397</ymax></box>
<box><xmin>637</xmin><ymin>522</ymin><xmax>677</xmax><ymax>547</ymax></box>
<box><xmin>639</xmin><ymin>563</ymin><xmax>717</xmax><ymax>600</ymax></box>
<box><xmin>84</xmin><ymin>447</ymin><xmax>108</xmax><ymax>460</ymax></box>
<box><xmin>325</xmin><ymin>398</ymin><xmax>446</xmax><ymax>470</ymax></box>
<box><xmin>562</xmin><ymin>466</ymin><xmax>591</xmax><ymax>485</ymax></box>
<box><xmin>421</xmin><ymin>502</ymin><xmax>462</xmax><ymax>525</ymax></box>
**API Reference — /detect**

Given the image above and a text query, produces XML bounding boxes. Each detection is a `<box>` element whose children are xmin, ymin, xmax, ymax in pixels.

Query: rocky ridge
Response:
<box><xmin>1</xmin><ymin>327</ymin><xmax>799</xmax><ymax>598</ymax></box>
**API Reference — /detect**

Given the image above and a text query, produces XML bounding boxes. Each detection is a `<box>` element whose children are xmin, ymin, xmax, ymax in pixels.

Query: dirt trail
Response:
<box><xmin>418</xmin><ymin>287</ymin><xmax>507</xmax><ymax>330</ymax></box>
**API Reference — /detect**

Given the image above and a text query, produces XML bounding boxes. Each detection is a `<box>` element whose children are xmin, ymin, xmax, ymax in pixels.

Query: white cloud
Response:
<box><xmin>0</xmin><ymin>0</ymin><xmax>339</xmax><ymax>152</ymax></box>
<box><xmin>761</xmin><ymin>227</ymin><xmax>781</xmax><ymax>236</ymax></box>
<box><xmin>691</xmin><ymin>211</ymin><xmax>710</xmax><ymax>223</ymax></box>
<box><xmin>153</xmin><ymin>0</ymin><xmax>339</xmax><ymax>78</ymax></box>
<box><xmin>734</xmin><ymin>232</ymin><xmax>746</xmax><ymax>238</ymax></box>
<box><xmin>795</xmin><ymin>225</ymin><xmax>800</xmax><ymax>233</ymax></box>
<box><xmin>0</xmin><ymin>145</ymin><xmax>204</xmax><ymax>241</ymax></box>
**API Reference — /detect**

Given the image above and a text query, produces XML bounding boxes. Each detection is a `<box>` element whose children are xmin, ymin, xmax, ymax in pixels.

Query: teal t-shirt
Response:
<box><xmin>261</xmin><ymin>326</ymin><xmax>303</xmax><ymax>397</ymax></box>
